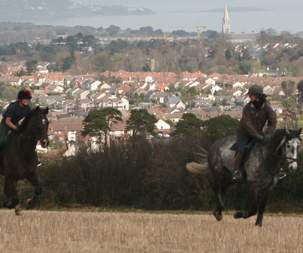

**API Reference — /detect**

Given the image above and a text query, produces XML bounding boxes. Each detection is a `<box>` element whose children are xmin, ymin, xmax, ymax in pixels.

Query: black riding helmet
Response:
<box><xmin>17</xmin><ymin>89</ymin><xmax>32</xmax><ymax>100</ymax></box>
<box><xmin>248</xmin><ymin>84</ymin><xmax>266</xmax><ymax>98</ymax></box>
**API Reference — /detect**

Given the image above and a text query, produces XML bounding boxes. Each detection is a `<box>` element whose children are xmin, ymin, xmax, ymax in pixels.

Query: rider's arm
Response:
<box><xmin>5</xmin><ymin>117</ymin><xmax>17</xmax><ymax>130</ymax></box>
<box><xmin>265</xmin><ymin>104</ymin><xmax>277</xmax><ymax>134</ymax></box>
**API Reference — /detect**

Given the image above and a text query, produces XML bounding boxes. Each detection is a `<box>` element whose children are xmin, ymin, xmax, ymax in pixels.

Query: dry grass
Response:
<box><xmin>0</xmin><ymin>210</ymin><xmax>302</xmax><ymax>253</ymax></box>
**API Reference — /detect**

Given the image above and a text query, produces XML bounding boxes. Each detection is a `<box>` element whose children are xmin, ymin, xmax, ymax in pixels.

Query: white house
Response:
<box><xmin>80</xmin><ymin>90</ymin><xmax>90</xmax><ymax>100</ymax></box>
<box><xmin>100</xmin><ymin>83</ymin><xmax>111</xmax><ymax>90</ymax></box>
<box><xmin>71</xmin><ymin>88</ymin><xmax>81</xmax><ymax>97</ymax></box>
<box><xmin>118</xmin><ymin>97</ymin><xmax>130</xmax><ymax>111</ymax></box>
<box><xmin>145</xmin><ymin>76</ymin><xmax>154</xmax><ymax>83</ymax></box>
<box><xmin>155</xmin><ymin>119</ymin><xmax>171</xmax><ymax>131</ymax></box>
<box><xmin>97</xmin><ymin>96</ymin><xmax>129</xmax><ymax>111</ymax></box>
<box><xmin>263</xmin><ymin>85</ymin><xmax>274</xmax><ymax>96</ymax></box>
<box><xmin>205</xmin><ymin>78</ymin><xmax>216</xmax><ymax>86</ymax></box>
<box><xmin>233</xmin><ymin>82</ymin><xmax>245</xmax><ymax>89</ymax></box>
<box><xmin>148</xmin><ymin>83</ymin><xmax>157</xmax><ymax>91</ymax></box>
<box><xmin>211</xmin><ymin>85</ymin><xmax>223</xmax><ymax>95</ymax></box>
<box><xmin>176</xmin><ymin>101</ymin><xmax>186</xmax><ymax>110</ymax></box>
<box><xmin>90</xmin><ymin>80</ymin><xmax>102</xmax><ymax>91</ymax></box>
<box><xmin>53</xmin><ymin>85</ymin><xmax>64</xmax><ymax>94</ymax></box>
<box><xmin>189</xmin><ymin>81</ymin><xmax>200</xmax><ymax>88</ymax></box>
<box><xmin>96</xmin><ymin>93</ymin><xmax>106</xmax><ymax>100</ymax></box>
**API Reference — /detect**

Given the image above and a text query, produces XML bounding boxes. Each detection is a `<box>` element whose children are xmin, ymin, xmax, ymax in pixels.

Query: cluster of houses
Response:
<box><xmin>0</xmin><ymin>66</ymin><xmax>298</xmax><ymax>156</ymax></box>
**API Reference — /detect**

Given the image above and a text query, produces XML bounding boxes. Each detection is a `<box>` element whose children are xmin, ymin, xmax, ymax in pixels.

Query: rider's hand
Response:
<box><xmin>256</xmin><ymin>134</ymin><xmax>264</xmax><ymax>142</ymax></box>
<box><xmin>263</xmin><ymin>134</ymin><xmax>272</xmax><ymax>143</ymax></box>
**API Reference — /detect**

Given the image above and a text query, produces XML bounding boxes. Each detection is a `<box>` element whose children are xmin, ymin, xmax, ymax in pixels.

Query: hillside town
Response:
<box><xmin>0</xmin><ymin>64</ymin><xmax>301</xmax><ymax>156</ymax></box>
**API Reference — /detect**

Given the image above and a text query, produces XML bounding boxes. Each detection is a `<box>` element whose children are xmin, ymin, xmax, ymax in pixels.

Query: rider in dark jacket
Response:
<box><xmin>0</xmin><ymin>89</ymin><xmax>32</xmax><ymax>148</ymax></box>
<box><xmin>231</xmin><ymin>84</ymin><xmax>277</xmax><ymax>181</ymax></box>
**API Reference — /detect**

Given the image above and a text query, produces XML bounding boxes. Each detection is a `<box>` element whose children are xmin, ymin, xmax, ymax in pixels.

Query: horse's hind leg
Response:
<box><xmin>213</xmin><ymin>189</ymin><xmax>223</xmax><ymax>221</ymax></box>
<box><xmin>213</xmin><ymin>181</ymin><xmax>230</xmax><ymax>221</ymax></box>
<box><xmin>255</xmin><ymin>189</ymin><xmax>269</xmax><ymax>227</ymax></box>
<box><xmin>26</xmin><ymin>172</ymin><xmax>42</xmax><ymax>209</ymax></box>
<box><xmin>3</xmin><ymin>178</ymin><xmax>19</xmax><ymax>209</ymax></box>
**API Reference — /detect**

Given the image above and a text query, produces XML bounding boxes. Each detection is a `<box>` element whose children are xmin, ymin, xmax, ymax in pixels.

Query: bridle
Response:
<box><xmin>276</xmin><ymin>136</ymin><xmax>299</xmax><ymax>164</ymax></box>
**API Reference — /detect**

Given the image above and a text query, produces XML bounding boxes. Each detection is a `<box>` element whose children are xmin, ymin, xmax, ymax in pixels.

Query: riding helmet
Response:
<box><xmin>17</xmin><ymin>89</ymin><xmax>32</xmax><ymax>100</ymax></box>
<box><xmin>247</xmin><ymin>84</ymin><xmax>265</xmax><ymax>97</ymax></box>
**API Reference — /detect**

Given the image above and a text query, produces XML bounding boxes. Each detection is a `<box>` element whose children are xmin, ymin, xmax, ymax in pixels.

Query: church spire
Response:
<box><xmin>222</xmin><ymin>6</ymin><xmax>231</xmax><ymax>34</ymax></box>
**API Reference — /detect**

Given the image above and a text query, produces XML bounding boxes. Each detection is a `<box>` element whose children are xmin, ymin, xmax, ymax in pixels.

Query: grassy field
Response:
<box><xmin>0</xmin><ymin>210</ymin><xmax>302</xmax><ymax>253</ymax></box>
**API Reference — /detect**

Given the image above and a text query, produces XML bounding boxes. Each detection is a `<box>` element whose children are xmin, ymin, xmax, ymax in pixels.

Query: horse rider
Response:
<box><xmin>0</xmin><ymin>89</ymin><xmax>32</xmax><ymax>149</ymax></box>
<box><xmin>231</xmin><ymin>84</ymin><xmax>277</xmax><ymax>182</ymax></box>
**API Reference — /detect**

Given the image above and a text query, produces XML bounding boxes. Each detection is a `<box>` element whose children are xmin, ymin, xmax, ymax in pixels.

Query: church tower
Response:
<box><xmin>222</xmin><ymin>6</ymin><xmax>231</xmax><ymax>34</ymax></box>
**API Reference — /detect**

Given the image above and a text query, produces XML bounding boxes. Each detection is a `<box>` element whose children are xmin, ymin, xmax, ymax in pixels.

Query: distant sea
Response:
<box><xmin>35</xmin><ymin>9</ymin><xmax>303</xmax><ymax>33</ymax></box>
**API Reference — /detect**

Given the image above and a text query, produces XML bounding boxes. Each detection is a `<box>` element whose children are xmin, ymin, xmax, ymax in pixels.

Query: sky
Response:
<box><xmin>88</xmin><ymin>0</ymin><xmax>303</xmax><ymax>11</ymax></box>
<box><xmin>40</xmin><ymin>0</ymin><xmax>303</xmax><ymax>32</ymax></box>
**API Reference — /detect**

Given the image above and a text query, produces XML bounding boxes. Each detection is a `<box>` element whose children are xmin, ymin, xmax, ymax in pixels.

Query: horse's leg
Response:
<box><xmin>255</xmin><ymin>189</ymin><xmax>269</xmax><ymax>227</ymax></box>
<box><xmin>25</xmin><ymin>172</ymin><xmax>42</xmax><ymax>209</ymax></box>
<box><xmin>213</xmin><ymin>187</ymin><xmax>224</xmax><ymax>221</ymax></box>
<box><xmin>3</xmin><ymin>177</ymin><xmax>19</xmax><ymax>209</ymax></box>
<box><xmin>213</xmin><ymin>179</ymin><xmax>230</xmax><ymax>221</ymax></box>
<box><xmin>234</xmin><ymin>186</ymin><xmax>257</xmax><ymax>219</ymax></box>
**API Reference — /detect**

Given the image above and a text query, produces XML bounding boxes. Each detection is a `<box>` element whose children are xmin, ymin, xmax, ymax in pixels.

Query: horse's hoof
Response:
<box><xmin>25</xmin><ymin>198</ymin><xmax>34</xmax><ymax>209</ymax></box>
<box><xmin>255</xmin><ymin>222</ymin><xmax>262</xmax><ymax>227</ymax></box>
<box><xmin>15</xmin><ymin>205</ymin><xmax>22</xmax><ymax>216</ymax></box>
<box><xmin>213</xmin><ymin>211</ymin><xmax>223</xmax><ymax>221</ymax></box>
<box><xmin>5</xmin><ymin>199</ymin><xmax>19</xmax><ymax>209</ymax></box>
<box><xmin>233</xmin><ymin>211</ymin><xmax>243</xmax><ymax>219</ymax></box>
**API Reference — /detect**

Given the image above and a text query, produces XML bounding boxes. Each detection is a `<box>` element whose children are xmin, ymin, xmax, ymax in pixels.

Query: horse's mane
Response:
<box><xmin>267</xmin><ymin>129</ymin><xmax>287</xmax><ymax>154</ymax></box>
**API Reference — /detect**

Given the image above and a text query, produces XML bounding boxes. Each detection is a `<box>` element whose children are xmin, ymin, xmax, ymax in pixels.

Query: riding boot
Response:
<box><xmin>232</xmin><ymin>152</ymin><xmax>243</xmax><ymax>182</ymax></box>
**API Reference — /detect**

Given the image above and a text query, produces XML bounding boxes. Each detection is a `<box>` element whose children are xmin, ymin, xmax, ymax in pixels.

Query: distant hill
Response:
<box><xmin>0</xmin><ymin>0</ymin><xmax>154</xmax><ymax>22</ymax></box>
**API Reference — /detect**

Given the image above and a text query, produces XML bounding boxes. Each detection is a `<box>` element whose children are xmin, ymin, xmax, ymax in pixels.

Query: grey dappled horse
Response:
<box><xmin>186</xmin><ymin>129</ymin><xmax>301</xmax><ymax>226</ymax></box>
<box><xmin>0</xmin><ymin>106</ymin><xmax>49</xmax><ymax>214</ymax></box>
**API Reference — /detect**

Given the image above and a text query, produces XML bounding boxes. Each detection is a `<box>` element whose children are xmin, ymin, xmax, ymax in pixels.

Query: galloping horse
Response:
<box><xmin>186</xmin><ymin>129</ymin><xmax>301</xmax><ymax>226</ymax></box>
<box><xmin>0</xmin><ymin>106</ymin><xmax>49</xmax><ymax>212</ymax></box>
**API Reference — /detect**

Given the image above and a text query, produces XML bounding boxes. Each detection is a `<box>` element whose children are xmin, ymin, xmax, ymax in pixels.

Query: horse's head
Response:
<box><xmin>277</xmin><ymin>128</ymin><xmax>302</xmax><ymax>171</ymax></box>
<box><xmin>20</xmin><ymin>106</ymin><xmax>50</xmax><ymax>148</ymax></box>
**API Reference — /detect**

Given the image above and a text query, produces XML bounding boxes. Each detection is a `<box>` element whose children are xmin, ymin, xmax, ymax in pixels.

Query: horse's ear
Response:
<box><xmin>34</xmin><ymin>106</ymin><xmax>40</xmax><ymax>112</ymax></box>
<box><xmin>298</xmin><ymin>128</ymin><xmax>302</xmax><ymax>136</ymax></box>
<box><xmin>285</xmin><ymin>128</ymin><xmax>290</xmax><ymax>135</ymax></box>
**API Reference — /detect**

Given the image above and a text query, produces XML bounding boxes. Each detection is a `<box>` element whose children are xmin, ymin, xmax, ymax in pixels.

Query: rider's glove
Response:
<box><xmin>256</xmin><ymin>134</ymin><xmax>264</xmax><ymax>142</ymax></box>
<box><xmin>263</xmin><ymin>134</ymin><xmax>272</xmax><ymax>143</ymax></box>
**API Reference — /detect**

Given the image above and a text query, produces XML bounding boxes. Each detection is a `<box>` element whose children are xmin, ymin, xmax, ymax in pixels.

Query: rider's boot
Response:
<box><xmin>232</xmin><ymin>152</ymin><xmax>243</xmax><ymax>182</ymax></box>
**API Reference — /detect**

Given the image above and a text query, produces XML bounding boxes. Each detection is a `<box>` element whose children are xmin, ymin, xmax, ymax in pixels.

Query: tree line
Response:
<box><xmin>2</xmin><ymin>31</ymin><xmax>303</xmax><ymax>75</ymax></box>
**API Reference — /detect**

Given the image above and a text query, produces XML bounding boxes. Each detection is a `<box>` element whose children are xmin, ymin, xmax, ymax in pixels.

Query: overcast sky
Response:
<box><xmin>87</xmin><ymin>0</ymin><xmax>303</xmax><ymax>11</ymax></box>
<box><xmin>47</xmin><ymin>0</ymin><xmax>303</xmax><ymax>32</ymax></box>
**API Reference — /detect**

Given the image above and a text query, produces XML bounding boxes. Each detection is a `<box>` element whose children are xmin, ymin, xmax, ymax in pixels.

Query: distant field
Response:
<box><xmin>0</xmin><ymin>210</ymin><xmax>302</xmax><ymax>253</ymax></box>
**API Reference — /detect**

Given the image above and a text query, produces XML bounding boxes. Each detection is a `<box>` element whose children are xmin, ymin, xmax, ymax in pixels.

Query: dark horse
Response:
<box><xmin>0</xmin><ymin>106</ymin><xmax>49</xmax><ymax>213</ymax></box>
<box><xmin>186</xmin><ymin>129</ymin><xmax>301</xmax><ymax>226</ymax></box>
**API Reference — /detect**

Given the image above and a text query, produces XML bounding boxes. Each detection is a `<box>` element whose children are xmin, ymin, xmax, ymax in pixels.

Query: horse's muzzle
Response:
<box><xmin>288</xmin><ymin>161</ymin><xmax>298</xmax><ymax>171</ymax></box>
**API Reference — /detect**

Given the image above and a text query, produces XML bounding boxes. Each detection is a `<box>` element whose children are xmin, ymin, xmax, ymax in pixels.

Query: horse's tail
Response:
<box><xmin>186</xmin><ymin>147</ymin><xmax>209</xmax><ymax>175</ymax></box>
